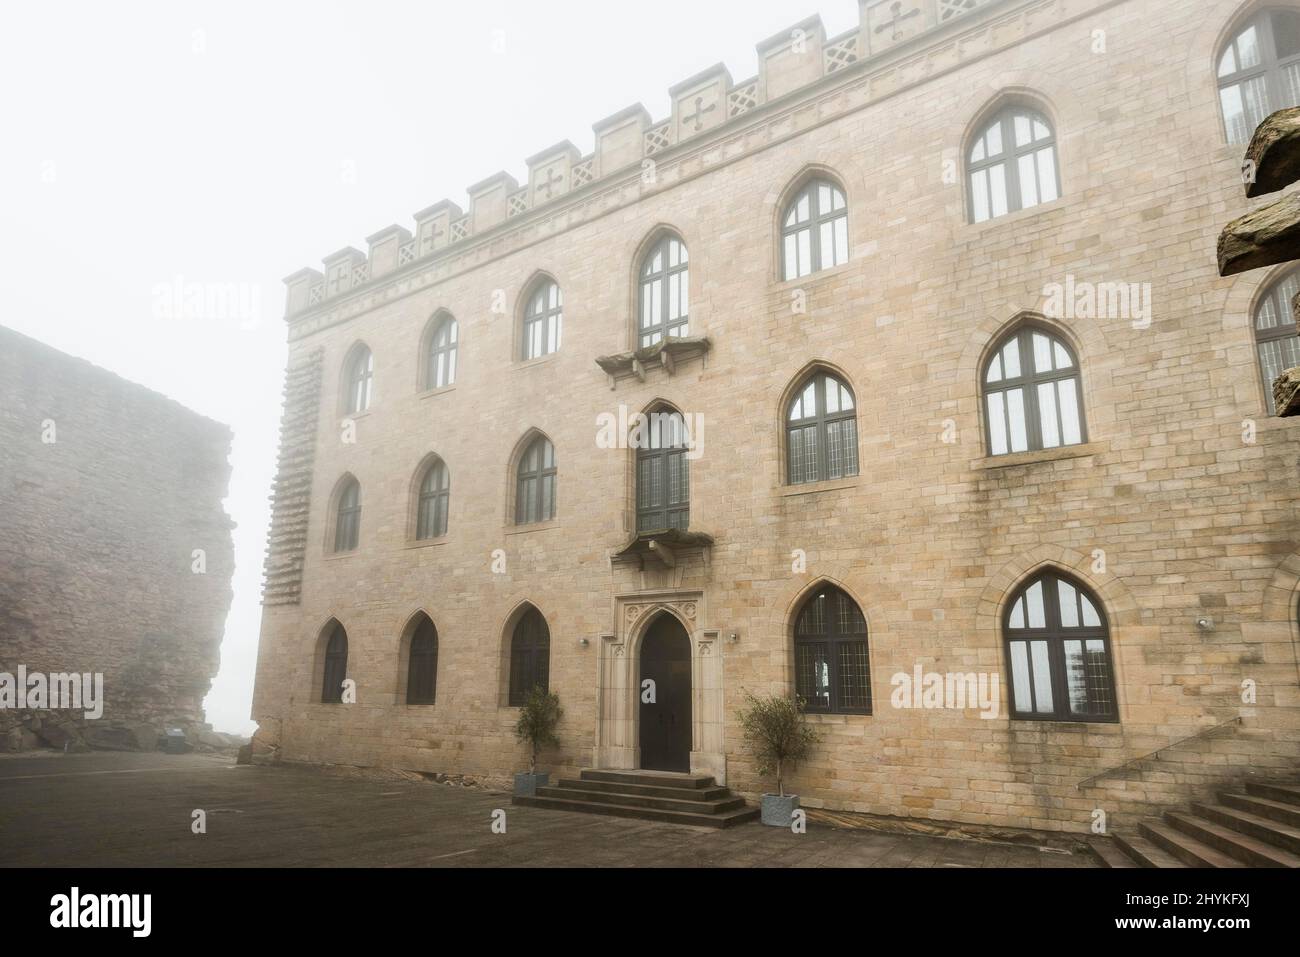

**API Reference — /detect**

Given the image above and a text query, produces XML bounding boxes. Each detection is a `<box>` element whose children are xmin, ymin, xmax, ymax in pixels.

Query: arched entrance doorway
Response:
<box><xmin>639</xmin><ymin>614</ymin><xmax>692</xmax><ymax>772</ymax></box>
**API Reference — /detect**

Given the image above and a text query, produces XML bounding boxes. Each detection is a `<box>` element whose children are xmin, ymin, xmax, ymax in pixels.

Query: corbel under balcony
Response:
<box><xmin>612</xmin><ymin>528</ymin><xmax>715</xmax><ymax>570</ymax></box>
<box><xmin>595</xmin><ymin>336</ymin><xmax>711</xmax><ymax>390</ymax></box>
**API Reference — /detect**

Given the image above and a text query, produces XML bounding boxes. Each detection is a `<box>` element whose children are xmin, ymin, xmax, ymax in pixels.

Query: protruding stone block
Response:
<box><xmin>594</xmin><ymin>104</ymin><xmax>651</xmax><ymax>176</ymax></box>
<box><xmin>414</xmin><ymin>201</ymin><xmax>462</xmax><ymax>257</ymax></box>
<box><xmin>527</xmin><ymin>141</ymin><xmax>581</xmax><ymax>205</ymax></box>
<box><xmin>283</xmin><ymin>268</ymin><xmax>323</xmax><ymax>317</ymax></box>
<box><xmin>1217</xmin><ymin>192</ymin><xmax>1300</xmax><ymax>276</ymax></box>
<box><xmin>1244</xmin><ymin>107</ymin><xmax>1300</xmax><ymax>198</ymax></box>
<box><xmin>365</xmin><ymin>225</ymin><xmax>412</xmax><ymax>279</ymax></box>
<box><xmin>757</xmin><ymin>16</ymin><xmax>825</xmax><ymax>102</ymax></box>
<box><xmin>863</xmin><ymin>0</ymin><xmax>931</xmax><ymax>56</ymax></box>
<box><xmin>467</xmin><ymin>172</ymin><xmax>518</xmax><ymax>235</ymax></box>
<box><xmin>322</xmin><ymin>247</ymin><xmax>366</xmax><ymax>298</ymax></box>
<box><xmin>671</xmin><ymin>64</ymin><xmax>732</xmax><ymax>144</ymax></box>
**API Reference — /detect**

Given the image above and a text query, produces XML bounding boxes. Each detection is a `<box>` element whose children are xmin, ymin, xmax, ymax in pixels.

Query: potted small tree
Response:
<box><xmin>737</xmin><ymin>690</ymin><xmax>820</xmax><ymax>827</ymax></box>
<box><xmin>513</xmin><ymin>687</ymin><xmax>563</xmax><ymax>797</ymax></box>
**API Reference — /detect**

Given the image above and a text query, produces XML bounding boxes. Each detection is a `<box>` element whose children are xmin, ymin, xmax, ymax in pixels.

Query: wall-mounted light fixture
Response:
<box><xmin>578</xmin><ymin>637</ymin><xmax>590</xmax><ymax>648</ymax></box>
<box><xmin>727</xmin><ymin>632</ymin><xmax>739</xmax><ymax>644</ymax></box>
<box><xmin>1195</xmin><ymin>617</ymin><xmax>1216</xmax><ymax>633</ymax></box>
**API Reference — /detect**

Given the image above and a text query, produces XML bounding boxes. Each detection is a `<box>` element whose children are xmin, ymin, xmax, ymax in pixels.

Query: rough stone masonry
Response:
<box><xmin>0</xmin><ymin>325</ymin><xmax>235</xmax><ymax>752</ymax></box>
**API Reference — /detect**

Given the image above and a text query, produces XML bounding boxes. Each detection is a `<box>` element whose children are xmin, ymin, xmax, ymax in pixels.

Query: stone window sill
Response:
<box><xmin>506</xmin><ymin>519</ymin><xmax>560</xmax><ymax>536</ymax></box>
<box><xmin>805</xmin><ymin>712</ymin><xmax>872</xmax><ymax>725</ymax></box>
<box><xmin>964</xmin><ymin>195</ymin><xmax>1068</xmax><ymax>236</ymax></box>
<box><xmin>514</xmin><ymin>353</ymin><xmax>560</xmax><ymax>372</ymax></box>
<box><xmin>972</xmin><ymin>440</ymin><xmax>1108</xmax><ymax>471</ymax></box>
<box><xmin>404</xmin><ymin>537</ymin><xmax>448</xmax><ymax>550</ymax></box>
<box><xmin>772</xmin><ymin>259</ymin><xmax>856</xmax><ymax>292</ymax></box>
<box><xmin>418</xmin><ymin>385</ymin><xmax>456</xmax><ymax>401</ymax></box>
<box><xmin>780</xmin><ymin>477</ymin><xmax>860</xmax><ymax>497</ymax></box>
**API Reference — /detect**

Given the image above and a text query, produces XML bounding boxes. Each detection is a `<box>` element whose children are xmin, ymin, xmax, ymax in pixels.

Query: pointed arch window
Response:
<box><xmin>508</xmin><ymin>608</ymin><xmax>550</xmax><ymax>707</ymax></box>
<box><xmin>321</xmin><ymin>622</ymin><xmax>349</xmax><ymax>704</ymax></box>
<box><xmin>522</xmin><ymin>280</ymin><xmax>563</xmax><ymax>360</ymax></box>
<box><xmin>983</xmin><ymin>326</ymin><xmax>1085</xmax><ymax>456</ymax></box>
<box><xmin>516</xmin><ymin>436</ymin><xmax>556</xmax><ymax>525</ymax></box>
<box><xmin>967</xmin><ymin>107</ymin><xmax>1059</xmax><ymax>223</ymax></box>
<box><xmin>1004</xmin><ymin>573</ymin><xmax>1117</xmax><ymax>722</ymax></box>
<box><xmin>1218</xmin><ymin>10</ymin><xmax>1300</xmax><ymax>145</ymax></box>
<box><xmin>1254</xmin><ymin>269</ymin><xmax>1300</xmax><ymax>415</ymax></box>
<box><xmin>794</xmin><ymin>585</ymin><xmax>872</xmax><ymax>715</ymax></box>
<box><xmin>639</xmin><ymin>235</ymin><xmax>690</xmax><ymax>349</ymax></box>
<box><xmin>786</xmin><ymin>371</ymin><xmax>859</xmax><ymax>486</ymax></box>
<box><xmin>416</xmin><ymin>459</ymin><xmax>450</xmax><ymax>540</ymax></box>
<box><xmin>424</xmin><ymin>314</ymin><xmax>458</xmax><ymax>390</ymax></box>
<box><xmin>406</xmin><ymin>616</ymin><xmax>438</xmax><ymax>706</ymax></box>
<box><xmin>637</xmin><ymin>409</ymin><xmax>690</xmax><ymax>533</ymax></box>
<box><xmin>344</xmin><ymin>345</ymin><xmax>374</xmax><ymax>414</ymax></box>
<box><xmin>334</xmin><ymin>477</ymin><xmax>361</xmax><ymax>552</ymax></box>
<box><xmin>781</xmin><ymin>178</ymin><xmax>849</xmax><ymax>281</ymax></box>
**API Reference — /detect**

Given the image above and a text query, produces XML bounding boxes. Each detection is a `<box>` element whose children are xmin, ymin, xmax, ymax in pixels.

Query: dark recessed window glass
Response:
<box><xmin>794</xmin><ymin>585</ymin><xmax>871</xmax><ymax>715</ymax></box>
<box><xmin>509</xmin><ymin>608</ymin><xmax>550</xmax><ymax>707</ymax></box>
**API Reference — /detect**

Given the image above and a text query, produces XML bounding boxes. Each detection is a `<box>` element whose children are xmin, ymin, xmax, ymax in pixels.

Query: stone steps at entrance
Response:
<box><xmin>512</xmin><ymin>769</ymin><xmax>759</xmax><ymax>829</ymax></box>
<box><xmin>1097</xmin><ymin>779</ymin><xmax>1300</xmax><ymax>868</ymax></box>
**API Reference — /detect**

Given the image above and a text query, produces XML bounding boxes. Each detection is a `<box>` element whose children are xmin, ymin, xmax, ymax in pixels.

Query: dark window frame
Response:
<box><xmin>416</xmin><ymin>459</ymin><xmax>450</xmax><ymax>540</ymax></box>
<box><xmin>334</xmin><ymin>478</ymin><xmax>361</xmax><ymax>552</ymax></box>
<box><xmin>636</xmin><ymin>409</ymin><xmax>690</xmax><ymax>534</ymax></box>
<box><xmin>321</xmin><ymin>623</ymin><xmax>348</xmax><ymax>704</ymax></box>
<box><xmin>780</xmin><ymin>178</ymin><xmax>849</xmax><ymax>282</ymax></box>
<box><xmin>1254</xmin><ymin>269</ymin><xmax>1300</xmax><ymax>415</ymax></box>
<box><xmin>345</xmin><ymin>346</ymin><xmax>374</xmax><ymax>415</ymax></box>
<box><xmin>793</xmin><ymin>585</ymin><xmax>872</xmax><ymax>716</ymax></box>
<box><xmin>424</xmin><ymin>314</ymin><xmax>458</xmax><ymax>391</ymax></box>
<box><xmin>982</xmin><ymin>325</ymin><xmax>1087</xmax><ymax>456</ymax></box>
<box><xmin>515</xmin><ymin>436</ymin><xmax>557</xmax><ymax>525</ymax></box>
<box><xmin>406</xmin><ymin>617</ymin><xmax>439</xmax><ymax>706</ymax></box>
<box><xmin>508</xmin><ymin>608</ymin><xmax>550</xmax><ymax>707</ymax></box>
<box><xmin>966</xmin><ymin>106</ymin><xmax>1060</xmax><ymax>223</ymax></box>
<box><xmin>638</xmin><ymin>234</ymin><xmax>690</xmax><ymax>349</ymax></box>
<box><xmin>1002</xmin><ymin>572</ymin><xmax>1118</xmax><ymax>724</ymax></box>
<box><xmin>521</xmin><ymin>280</ymin><xmax>563</xmax><ymax>361</ymax></box>
<box><xmin>1218</xmin><ymin>9</ymin><xmax>1300</xmax><ymax>145</ymax></box>
<box><xmin>785</xmin><ymin>372</ymin><xmax>860</xmax><ymax>486</ymax></box>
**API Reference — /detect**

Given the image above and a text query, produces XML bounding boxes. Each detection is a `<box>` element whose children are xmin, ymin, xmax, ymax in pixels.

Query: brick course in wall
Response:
<box><xmin>252</xmin><ymin>0</ymin><xmax>1300</xmax><ymax>833</ymax></box>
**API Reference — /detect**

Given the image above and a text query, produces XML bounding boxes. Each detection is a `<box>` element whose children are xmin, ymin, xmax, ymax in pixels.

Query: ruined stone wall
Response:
<box><xmin>0</xmin><ymin>325</ymin><xmax>235</xmax><ymax>750</ymax></box>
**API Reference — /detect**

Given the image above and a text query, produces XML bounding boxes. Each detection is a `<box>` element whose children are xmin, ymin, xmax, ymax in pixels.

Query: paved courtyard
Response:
<box><xmin>0</xmin><ymin>751</ymin><xmax>1098</xmax><ymax>868</ymax></box>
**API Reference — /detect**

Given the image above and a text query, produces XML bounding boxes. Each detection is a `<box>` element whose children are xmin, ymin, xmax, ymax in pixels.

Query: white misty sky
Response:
<box><xmin>0</xmin><ymin>0</ymin><xmax>858</xmax><ymax>735</ymax></box>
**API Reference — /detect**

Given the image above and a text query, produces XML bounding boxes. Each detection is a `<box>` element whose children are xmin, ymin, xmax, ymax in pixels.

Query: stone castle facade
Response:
<box><xmin>252</xmin><ymin>0</ymin><xmax>1300</xmax><ymax>833</ymax></box>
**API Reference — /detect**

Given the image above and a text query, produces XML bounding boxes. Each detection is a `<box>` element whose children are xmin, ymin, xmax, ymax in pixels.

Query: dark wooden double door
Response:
<box><xmin>639</xmin><ymin>615</ymin><xmax>692</xmax><ymax>773</ymax></box>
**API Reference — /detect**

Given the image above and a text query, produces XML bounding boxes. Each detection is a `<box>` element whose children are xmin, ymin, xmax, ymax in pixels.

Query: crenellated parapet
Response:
<box><xmin>284</xmin><ymin>0</ymin><xmax>1006</xmax><ymax>317</ymax></box>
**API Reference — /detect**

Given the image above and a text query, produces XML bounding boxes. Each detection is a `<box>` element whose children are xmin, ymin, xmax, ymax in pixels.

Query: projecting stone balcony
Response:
<box><xmin>595</xmin><ymin>336</ymin><xmax>711</xmax><ymax>388</ymax></box>
<box><xmin>612</xmin><ymin>529</ymin><xmax>714</xmax><ymax>570</ymax></box>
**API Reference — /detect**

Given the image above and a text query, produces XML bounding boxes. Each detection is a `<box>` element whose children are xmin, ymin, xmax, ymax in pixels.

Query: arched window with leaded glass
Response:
<box><xmin>333</xmin><ymin>476</ymin><xmax>361</xmax><ymax>552</ymax></box>
<box><xmin>638</xmin><ymin>234</ymin><xmax>689</xmax><ymax>349</ymax></box>
<box><xmin>1218</xmin><ymin>9</ymin><xmax>1300</xmax><ymax>145</ymax></box>
<box><xmin>793</xmin><ymin>584</ymin><xmax>872</xmax><ymax>715</ymax></box>
<box><xmin>1254</xmin><ymin>269</ymin><xmax>1300</xmax><ymax>414</ymax></box>
<box><xmin>636</xmin><ymin>407</ymin><xmax>690</xmax><ymax>533</ymax></box>
<box><xmin>1004</xmin><ymin>572</ymin><xmax>1117</xmax><ymax>723</ymax></box>
<box><xmin>406</xmin><ymin>614</ymin><xmax>439</xmax><ymax>706</ymax></box>
<box><xmin>785</xmin><ymin>371</ymin><xmax>859</xmax><ymax>486</ymax></box>
<box><xmin>967</xmin><ymin>106</ymin><xmax>1060</xmax><ymax>223</ymax></box>
<box><xmin>415</xmin><ymin>457</ymin><xmax>450</xmax><ymax>540</ymax></box>
<box><xmin>423</xmin><ymin>313</ymin><xmax>458</xmax><ymax>391</ymax></box>
<box><xmin>320</xmin><ymin>621</ymin><xmax>349</xmax><ymax>704</ymax></box>
<box><xmin>515</xmin><ymin>435</ymin><xmax>557</xmax><ymax>525</ymax></box>
<box><xmin>343</xmin><ymin>344</ymin><xmax>374</xmax><ymax>414</ymax></box>
<box><xmin>508</xmin><ymin>607</ymin><xmax>550</xmax><ymax>707</ymax></box>
<box><xmin>521</xmin><ymin>279</ymin><xmax>563</xmax><ymax>360</ymax></box>
<box><xmin>780</xmin><ymin>178</ymin><xmax>849</xmax><ymax>281</ymax></box>
<box><xmin>983</xmin><ymin>326</ymin><xmax>1085</xmax><ymax>456</ymax></box>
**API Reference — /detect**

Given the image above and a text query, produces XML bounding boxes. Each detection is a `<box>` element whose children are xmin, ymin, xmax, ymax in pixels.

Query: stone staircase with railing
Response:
<box><xmin>1092</xmin><ymin>781</ymin><xmax>1300</xmax><ymax>868</ymax></box>
<box><xmin>512</xmin><ymin>769</ymin><xmax>760</xmax><ymax>828</ymax></box>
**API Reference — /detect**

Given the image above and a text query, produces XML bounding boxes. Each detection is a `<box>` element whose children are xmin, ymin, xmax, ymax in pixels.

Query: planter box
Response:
<box><xmin>514</xmin><ymin>772</ymin><xmax>549</xmax><ymax>797</ymax></box>
<box><xmin>761</xmin><ymin>793</ymin><xmax>800</xmax><ymax>827</ymax></box>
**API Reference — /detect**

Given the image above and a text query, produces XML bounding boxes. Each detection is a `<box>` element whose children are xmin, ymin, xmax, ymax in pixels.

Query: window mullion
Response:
<box><xmin>1003</xmin><ymin>116</ymin><xmax>1023</xmax><ymax>213</ymax></box>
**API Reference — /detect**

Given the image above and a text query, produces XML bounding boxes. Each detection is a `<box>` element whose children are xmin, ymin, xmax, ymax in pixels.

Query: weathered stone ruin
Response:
<box><xmin>0</xmin><ymin>325</ymin><xmax>236</xmax><ymax>752</ymax></box>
